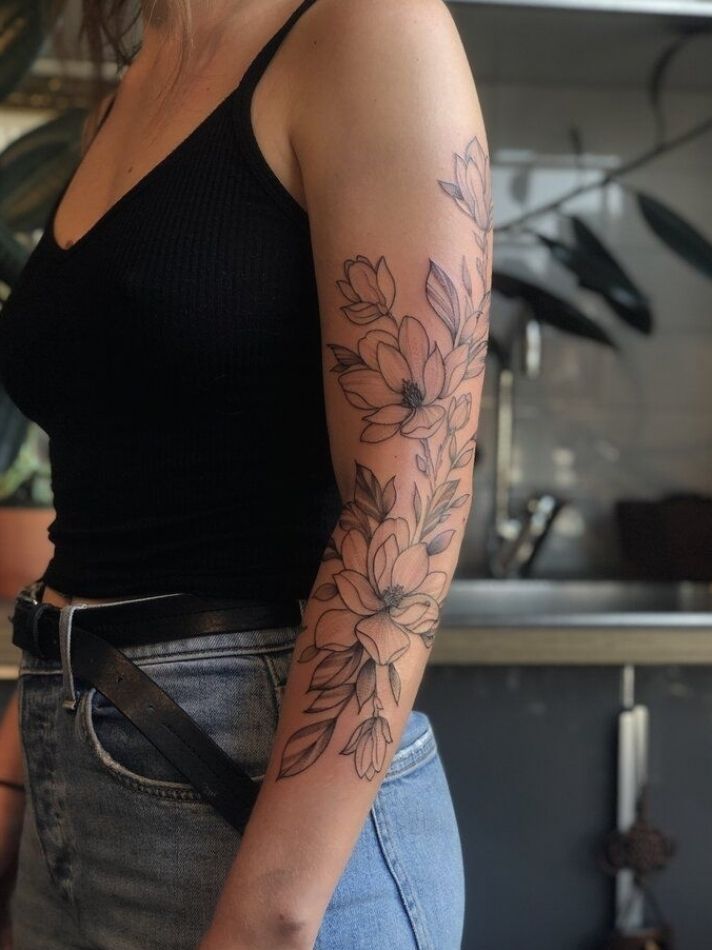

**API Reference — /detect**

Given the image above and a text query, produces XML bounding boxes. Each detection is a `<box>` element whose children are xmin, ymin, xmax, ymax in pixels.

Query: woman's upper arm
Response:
<box><xmin>293</xmin><ymin>0</ymin><xmax>493</xmax><ymax>519</ymax></box>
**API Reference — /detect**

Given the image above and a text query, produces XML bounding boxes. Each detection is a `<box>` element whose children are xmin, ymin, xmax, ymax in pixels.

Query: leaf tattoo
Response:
<box><xmin>277</xmin><ymin>134</ymin><xmax>493</xmax><ymax>783</ymax></box>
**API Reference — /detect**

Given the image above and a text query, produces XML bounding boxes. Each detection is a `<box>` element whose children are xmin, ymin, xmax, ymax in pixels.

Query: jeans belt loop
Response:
<box><xmin>59</xmin><ymin>604</ymin><xmax>83</xmax><ymax>712</ymax></box>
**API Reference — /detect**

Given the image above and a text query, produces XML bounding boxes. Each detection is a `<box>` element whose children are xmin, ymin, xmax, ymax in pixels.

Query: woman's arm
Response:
<box><xmin>0</xmin><ymin>687</ymin><xmax>25</xmax><ymax>944</ymax></box>
<box><xmin>0</xmin><ymin>686</ymin><xmax>26</xmax><ymax>877</ymax></box>
<box><xmin>0</xmin><ymin>689</ymin><xmax>23</xmax><ymax>793</ymax></box>
<box><xmin>202</xmin><ymin>0</ymin><xmax>491</xmax><ymax>945</ymax></box>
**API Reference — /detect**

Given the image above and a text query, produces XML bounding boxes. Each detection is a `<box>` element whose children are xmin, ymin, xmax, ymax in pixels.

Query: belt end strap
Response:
<box><xmin>71</xmin><ymin>626</ymin><xmax>261</xmax><ymax>834</ymax></box>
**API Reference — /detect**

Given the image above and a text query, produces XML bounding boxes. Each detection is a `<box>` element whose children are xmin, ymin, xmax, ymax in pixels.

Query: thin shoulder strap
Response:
<box><xmin>235</xmin><ymin>0</ymin><xmax>321</xmax><ymax>105</ymax></box>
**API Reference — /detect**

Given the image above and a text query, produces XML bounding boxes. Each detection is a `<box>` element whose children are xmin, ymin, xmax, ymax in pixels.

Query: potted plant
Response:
<box><xmin>0</xmin><ymin>408</ymin><xmax>53</xmax><ymax>599</ymax></box>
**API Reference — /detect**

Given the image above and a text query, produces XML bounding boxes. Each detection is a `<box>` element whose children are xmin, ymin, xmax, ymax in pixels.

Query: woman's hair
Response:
<box><xmin>61</xmin><ymin>1</ymin><xmax>193</xmax><ymax>77</ymax></box>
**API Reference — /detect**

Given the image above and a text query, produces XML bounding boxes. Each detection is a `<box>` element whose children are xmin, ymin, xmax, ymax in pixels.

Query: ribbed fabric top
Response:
<box><xmin>0</xmin><ymin>0</ymin><xmax>342</xmax><ymax>600</ymax></box>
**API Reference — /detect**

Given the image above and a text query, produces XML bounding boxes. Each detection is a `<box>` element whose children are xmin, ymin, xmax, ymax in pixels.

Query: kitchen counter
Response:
<box><xmin>1</xmin><ymin>579</ymin><xmax>711</xmax><ymax>677</ymax></box>
<box><xmin>431</xmin><ymin>579</ymin><xmax>712</xmax><ymax>664</ymax></box>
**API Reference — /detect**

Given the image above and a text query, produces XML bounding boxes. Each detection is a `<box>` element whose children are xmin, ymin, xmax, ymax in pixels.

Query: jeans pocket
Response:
<box><xmin>76</xmin><ymin>645</ymin><xmax>281</xmax><ymax>799</ymax></box>
<box><xmin>382</xmin><ymin>710</ymin><xmax>437</xmax><ymax>783</ymax></box>
<box><xmin>261</xmin><ymin>641</ymin><xmax>297</xmax><ymax>712</ymax></box>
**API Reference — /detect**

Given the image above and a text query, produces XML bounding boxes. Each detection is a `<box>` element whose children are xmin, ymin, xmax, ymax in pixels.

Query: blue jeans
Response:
<box><xmin>10</xmin><ymin>600</ymin><xmax>465</xmax><ymax>949</ymax></box>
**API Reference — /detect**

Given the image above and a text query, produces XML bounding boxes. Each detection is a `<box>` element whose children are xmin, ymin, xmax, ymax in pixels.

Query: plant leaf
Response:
<box><xmin>492</xmin><ymin>271</ymin><xmax>616</xmax><ymax>348</ymax></box>
<box><xmin>0</xmin><ymin>407</ymin><xmax>24</xmax><ymax>472</ymax></box>
<box><xmin>298</xmin><ymin>644</ymin><xmax>320</xmax><ymax>663</ymax></box>
<box><xmin>327</xmin><ymin>343</ymin><xmax>362</xmax><ymax>373</ymax></box>
<box><xmin>426</xmin><ymin>259</ymin><xmax>460</xmax><ymax>338</ymax></box>
<box><xmin>311</xmin><ymin>646</ymin><xmax>361</xmax><ymax>690</ymax></box>
<box><xmin>426</xmin><ymin>530</ymin><xmax>455</xmax><ymax>556</ymax></box>
<box><xmin>388</xmin><ymin>663</ymin><xmax>401</xmax><ymax>704</ymax></box>
<box><xmin>305</xmin><ymin>683</ymin><xmax>354</xmax><ymax>713</ymax></box>
<box><xmin>278</xmin><ymin>718</ymin><xmax>337</xmax><ymax>777</ymax></box>
<box><xmin>0</xmin><ymin>110</ymin><xmax>87</xmax><ymax>234</ymax></box>
<box><xmin>636</xmin><ymin>190</ymin><xmax>712</xmax><ymax>281</ymax></box>
<box><xmin>314</xmin><ymin>582</ymin><xmax>338</xmax><ymax>601</ymax></box>
<box><xmin>565</xmin><ymin>216</ymin><xmax>654</xmax><ymax>334</ymax></box>
<box><xmin>534</xmin><ymin>231</ymin><xmax>651</xmax><ymax>334</ymax></box>
<box><xmin>355</xmin><ymin>659</ymin><xmax>376</xmax><ymax>710</ymax></box>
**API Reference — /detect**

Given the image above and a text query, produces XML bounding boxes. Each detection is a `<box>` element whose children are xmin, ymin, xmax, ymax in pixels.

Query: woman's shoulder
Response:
<box><xmin>289</xmin><ymin>0</ymin><xmax>477</xmax><ymax>166</ymax></box>
<box><xmin>298</xmin><ymin>0</ymin><xmax>459</xmax><ymax>74</ymax></box>
<box><xmin>304</xmin><ymin>0</ymin><xmax>455</xmax><ymax>35</ymax></box>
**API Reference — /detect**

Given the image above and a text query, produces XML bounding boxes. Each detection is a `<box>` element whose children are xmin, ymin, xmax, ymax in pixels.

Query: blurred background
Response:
<box><xmin>0</xmin><ymin>1</ymin><xmax>711</xmax><ymax>948</ymax></box>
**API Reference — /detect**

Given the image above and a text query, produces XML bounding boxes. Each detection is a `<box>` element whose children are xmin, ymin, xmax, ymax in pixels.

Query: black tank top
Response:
<box><xmin>0</xmin><ymin>0</ymin><xmax>341</xmax><ymax>600</ymax></box>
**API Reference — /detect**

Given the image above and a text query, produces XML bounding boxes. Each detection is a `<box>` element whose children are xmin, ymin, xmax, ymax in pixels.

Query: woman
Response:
<box><xmin>0</xmin><ymin>0</ymin><xmax>492</xmax><ymax>946</ymax></box>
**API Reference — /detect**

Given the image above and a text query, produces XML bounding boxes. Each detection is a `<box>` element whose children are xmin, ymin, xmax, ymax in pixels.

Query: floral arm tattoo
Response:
<box><xmin>277</xmin><ymin>135</ymin><xmax>493</xmax><ymax>783</ymax></box>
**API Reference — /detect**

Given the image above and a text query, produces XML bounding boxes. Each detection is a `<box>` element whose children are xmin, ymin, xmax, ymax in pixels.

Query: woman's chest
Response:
<box><xmin>0</xmin><ymin>171</ymin><xmax>318</xmax><ymax>432</ymax></box>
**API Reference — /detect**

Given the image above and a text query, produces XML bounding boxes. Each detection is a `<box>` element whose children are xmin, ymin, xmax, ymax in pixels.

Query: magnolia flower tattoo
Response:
<box><xmin>276</xmin><ymin>135</ymin><xmax>493</xmax><ymax>782</ymax></box>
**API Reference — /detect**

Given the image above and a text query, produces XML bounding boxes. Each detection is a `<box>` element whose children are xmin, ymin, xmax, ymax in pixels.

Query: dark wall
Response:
<box><xmin>418</xmin><ymin>665</ymin><xmax>712</xmax><ymax>950</ymax></box>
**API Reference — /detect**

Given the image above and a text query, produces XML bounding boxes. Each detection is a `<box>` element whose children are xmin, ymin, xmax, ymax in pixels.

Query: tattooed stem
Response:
<box><xmin>421</xmin><ymin>438</ymin><xmax>437</xmax><ymax>491</ymax></box>
<box><xmin>413</xmin><ymin>491</ymin><xmax>427</xmax><ymax>543</ymax></box>
<box><xmin>454</xmin><ymin>311</ymin><xmax>464</xmax><ymax>349</ymax></box>
<box><xmin>433</xmin><ymin>433</ymin><xmax>446</xmax><ymax>485</ymax></box>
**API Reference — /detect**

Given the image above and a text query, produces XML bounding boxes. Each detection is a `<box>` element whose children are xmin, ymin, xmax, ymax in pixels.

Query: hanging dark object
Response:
<box><xmin>533</xmin><ymin>229</ymin><xmax>652</xmax><ymax>335</ymax></box>
<box><xmin>636</xmin><ymin>191</ymin><xmax>712</xmax><ymax>282</ymax></box>
<box><xmin>602</xmin><ymin>816</ymin><xmax>675</xmax><ymax>878</ymax></box>
<box><xmin>566</xmin><ymin>216</ymin><xmax>654</xmax><ymax>334</ymax></box>
<box><xmin>600</xmin><ymin>788</ymin><xmax>676</xmax><ymax>950</ymax></box>
<box><xmin>492</xmin><ymin>271</ymin><xmax>616</xmax><ymax>348</ymax></box>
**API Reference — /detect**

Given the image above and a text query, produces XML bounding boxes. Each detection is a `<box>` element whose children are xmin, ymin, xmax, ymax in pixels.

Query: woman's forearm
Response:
<box><xmin>0</xmin><ymin>686</ymin><xmax>24</xmax><ymax>787</ymax></box>
<box><xmin>202</xmin><ymin>494</ymin><xmax>470</xmax><ymax>948</ymax></box>
<box><xmin>0</xmin><ymin>685</ymin><xmax>27</xmax><ymax>881</ymax></box>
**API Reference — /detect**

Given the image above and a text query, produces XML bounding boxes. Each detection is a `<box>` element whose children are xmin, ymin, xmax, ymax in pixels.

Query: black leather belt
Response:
<box><xmin>10</xmin><ymin>581</ymin><xmax>302</xmax><ymax>833</ymax></box>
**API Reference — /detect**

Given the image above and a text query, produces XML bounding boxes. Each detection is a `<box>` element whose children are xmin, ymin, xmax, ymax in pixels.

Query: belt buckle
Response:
<box><xmin>13</xmin><ymin>579</ymin><xmax>52</xmax><ymax>659</ymax></box>
<box><xmin>16</xmin><ymin>579</ymin><xmax>42</xmax><ymax>608</ymax></box>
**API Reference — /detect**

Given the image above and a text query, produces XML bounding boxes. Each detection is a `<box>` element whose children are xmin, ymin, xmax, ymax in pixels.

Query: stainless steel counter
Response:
<box><xmin>433</xmin><ymin>579</ymin><xmax>712</xmax><ymax>664</ymax></box>
<box><xmin>1</xmin><ymin>579</ymin><xmax>711</xmax><ymax>677</ymax></box>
